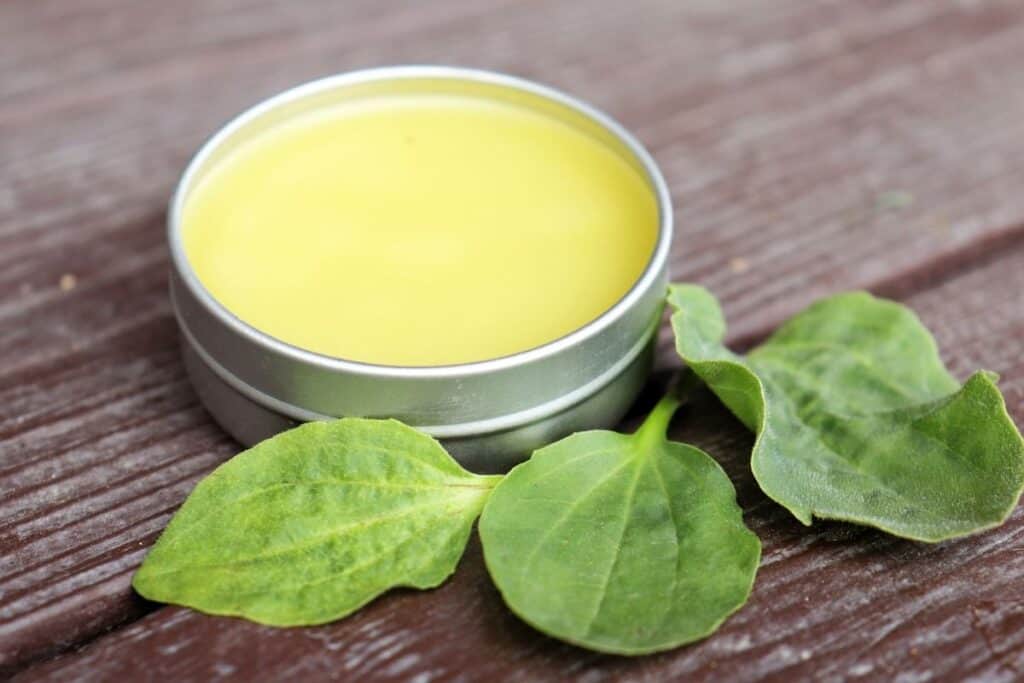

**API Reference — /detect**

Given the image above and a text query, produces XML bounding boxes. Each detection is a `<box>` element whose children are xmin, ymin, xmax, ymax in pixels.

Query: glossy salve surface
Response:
<box><xmin>182</xmin><ymin>92</ymin><xmax>659</xmax><ymax>366</ymax></box>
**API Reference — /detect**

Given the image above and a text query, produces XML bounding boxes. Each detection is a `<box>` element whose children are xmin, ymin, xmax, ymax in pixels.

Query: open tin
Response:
<box><xmin>168</xmin><ymin>66</ymin><xmax>672</xmax><ymax>472</ymax></box>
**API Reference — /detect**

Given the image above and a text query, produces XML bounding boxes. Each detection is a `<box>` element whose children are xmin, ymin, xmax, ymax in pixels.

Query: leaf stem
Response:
<box><xmin>637</xmin><ymin>394</ymin><xmax>680</xmax><ymax>445</ymax></box>
<box><xmin>636</xmin><ymin>368</ymin><xmax>703</xmax><ymax>445</ymax></box>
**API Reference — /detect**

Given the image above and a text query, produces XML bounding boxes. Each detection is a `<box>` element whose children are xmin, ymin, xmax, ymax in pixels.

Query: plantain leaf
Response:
<box><xmin>479</xmin><ymin>392</ymin><xmax>761</xmax><ymax>655</ymax></box>
<box><xmin>669</xmin><ymin>284</ymin><xmax>1024</xmax><ymax>542</ymax></box>
<box><xmin>133</xmin><ymin>418</ymin><xmax>500</xmax><ymax>625</ymax></box>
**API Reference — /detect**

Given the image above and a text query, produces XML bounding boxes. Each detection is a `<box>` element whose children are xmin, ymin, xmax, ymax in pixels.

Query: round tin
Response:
<box><xmin>168</xmin><ymin>66</ymin><xmax>672</xmax><ymax>472</ymax></box>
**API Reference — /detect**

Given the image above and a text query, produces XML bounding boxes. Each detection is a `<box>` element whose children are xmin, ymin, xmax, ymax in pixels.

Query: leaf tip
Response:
<box><xmin>130</xmin><ymin>562</ymin><xmax>157</xmax><ymax>600</ymax></box>
<box><xmin>793</xmin><ymin>507</ymin><xmax>814</xmax><ymax>527</ymax></box>
<box><xmin>666</xmin><ymin>283</ymin><xmax>717</xmax><ymax>311</ymax></box>
<box><xmin>980</xmin><ymin>369</ymin><xmax>1001</xmax><ymax>384</ymax></box>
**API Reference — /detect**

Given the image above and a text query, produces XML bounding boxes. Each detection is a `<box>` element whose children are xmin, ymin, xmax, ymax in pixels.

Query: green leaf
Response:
<box><xmin>479</xmin><ymin>392</ymin><xmax>761</xmax><ymax>655</ymax></box>
<box><xmin>133</xmin><ymin>418</ymin><xmax>500</xmax><ymax>625</ymax></box>
<box><xmin>669</xmin><ymin>284</ymin><xmax>1024</xmax><ymax>542</ymax></box>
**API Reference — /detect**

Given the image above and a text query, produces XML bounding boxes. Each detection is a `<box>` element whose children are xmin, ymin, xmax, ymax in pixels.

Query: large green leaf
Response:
<box><xmin>669</xmin><ymin>284</ymin><xmax>1024</xmax><ymax>542</ymax></box>
<box><xmin>133</xmin><ymin>418</ymin><xmax>500</xmax><ymax>625</ymax></box>
<box><xmin>479</xmin><ymin>393</ymin><xmax>761</xmax><ymax>655</ymax></box>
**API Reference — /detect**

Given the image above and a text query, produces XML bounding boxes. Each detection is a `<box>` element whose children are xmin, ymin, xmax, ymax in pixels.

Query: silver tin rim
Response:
<box><xmin>168</xmin><ymin>65</ymin><xmax>672</xmax><ymax>442</ymax></box>
<box><xmin>169</xmin><ymin>66</ymin><xmax>672</xmax><ymax>377</ymax></box>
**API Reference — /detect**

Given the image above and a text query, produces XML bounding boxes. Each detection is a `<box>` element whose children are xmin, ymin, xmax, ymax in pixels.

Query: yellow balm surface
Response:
<box><xmin>182</xmin><ymin>94</ymin><xmax>658</xmax><ymax>366</ymax></box>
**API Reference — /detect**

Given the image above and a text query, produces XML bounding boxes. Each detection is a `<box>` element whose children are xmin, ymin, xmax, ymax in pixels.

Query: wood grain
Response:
<box><xmin>14</xmin><ymin>242</ymin><xmax>1024</xmax><ymax>683</ymax></box>
<box><xmin>2</xmin><ymin>0</ymin><xmax>1024</xmax><ymax>678</ymax></box>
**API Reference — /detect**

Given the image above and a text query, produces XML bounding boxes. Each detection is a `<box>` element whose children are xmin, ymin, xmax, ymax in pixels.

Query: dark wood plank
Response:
<box><xmin>3</xmin><ymin>0</ymin><xmax>1024</xmax><ymax>676</ymax></box>
<box><xmin>14</xmin><ymin>239</ymin><xmax>1024</xmax><ymax>683</ymax></box>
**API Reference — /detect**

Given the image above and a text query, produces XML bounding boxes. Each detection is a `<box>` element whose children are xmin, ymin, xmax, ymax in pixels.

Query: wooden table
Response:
<box><xmin>3</xmin><ymin>1</ymin><xmax>1024</xmax><ymax>680</ymax></box>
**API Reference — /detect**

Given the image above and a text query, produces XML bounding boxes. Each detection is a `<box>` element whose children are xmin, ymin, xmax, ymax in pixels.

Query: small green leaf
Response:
<box><xmin>479</xmin><ymin>392</ymin><xmax>761</xmax><ymax>655</ymax></box>
<box><xmin>133</xmin><ymin>418</ymin><xmax>500</xmax><ymax>625</ymax></box>
<box><xmin>669</xmin><ymin>284</ymin><xmax>1024</xmax><ymax>542</ymax></box>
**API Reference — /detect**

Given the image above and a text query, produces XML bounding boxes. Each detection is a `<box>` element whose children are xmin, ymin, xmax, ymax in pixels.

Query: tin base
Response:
<box><xmin>183</xmin><ymin>337</ymin><xmax>654</xmax><ymax>474</ymax></box>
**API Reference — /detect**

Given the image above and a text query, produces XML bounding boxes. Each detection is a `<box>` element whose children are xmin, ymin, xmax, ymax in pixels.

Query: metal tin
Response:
<box><xmin>168</xmin><ymin>66</ymin><xmax>673</xmax><ymax>472</ymax></box>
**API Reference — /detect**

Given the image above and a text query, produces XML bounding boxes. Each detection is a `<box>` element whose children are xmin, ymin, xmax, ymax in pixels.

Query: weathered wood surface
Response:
<box><xmin>2</xmin><ymin>0</ymin><xmax>1024</xmax><ymax>679</ymax></box>
<box><xmin>12</xmin><ymin>241</ymin><xmax>1024</xmax><ymax>683</ymax></box>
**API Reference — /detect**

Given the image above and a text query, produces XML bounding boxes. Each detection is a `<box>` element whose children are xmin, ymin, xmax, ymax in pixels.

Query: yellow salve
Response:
<box><xmin>182</xmin><ymin>93</ymin><xmax>658</xmax><ymax>366</ymax></box>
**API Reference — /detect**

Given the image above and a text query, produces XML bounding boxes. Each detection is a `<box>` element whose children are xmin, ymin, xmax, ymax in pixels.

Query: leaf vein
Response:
<box><xmin>581</xmin><ymin>459</ymin><xmax>644</xmax><ymax>639</ymax></box>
